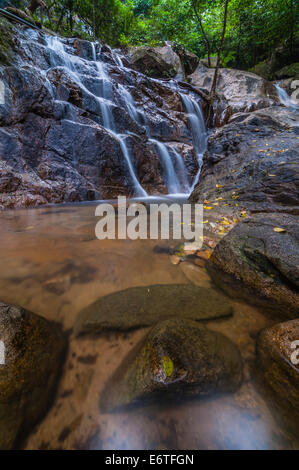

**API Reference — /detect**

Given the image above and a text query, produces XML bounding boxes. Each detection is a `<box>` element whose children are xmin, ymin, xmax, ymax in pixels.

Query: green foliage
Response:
<box><xmin>12</xmin><ymin>0</ymin><xmax>299</xmax><ymax>69</ymax></box>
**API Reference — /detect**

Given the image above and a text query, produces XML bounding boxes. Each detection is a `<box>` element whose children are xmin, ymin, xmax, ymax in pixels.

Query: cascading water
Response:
<box><xmin>44</xmin><ymin>34</ymin><xmax>207</xmax><ymax>198</ymax></box>
<box><xmin>180</xmin><ymin>94</ymin><xmax>208</xmax><ymax>192</ymax></box>
<box><xmin>150</xmin><ymin>140</ymin><xmax>182</xmax><ymax>194</ymax></box>
<box><xmin>275</xmin><ymin>83</ymin><xmax>299</xmax><ymax>113</ymax></box>
<box><xmin>46</xmin><ymin>37</ymin><xmax>147</xmax><ymax>197</ymax></box>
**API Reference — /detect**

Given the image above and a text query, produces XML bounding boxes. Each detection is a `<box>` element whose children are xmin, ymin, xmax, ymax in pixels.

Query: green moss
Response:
<box><xmin>0</xmin><ymin>19</ymin><xmax>16</xmax><ymax>66</ymax></box>
<box><xmin>275</xmin><ymin>63</ymin><xmax>299</xmax><ymax>79</ymax></box>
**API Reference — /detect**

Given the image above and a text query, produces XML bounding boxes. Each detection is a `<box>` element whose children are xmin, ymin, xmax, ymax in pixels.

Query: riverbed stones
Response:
<box><xmin>256</xmin><ymin>319</ymin><xmax>299</xmax><ymax>428</ymax></box>
<box><xmin>100</xmin><ymin>318</ymin><xmax>243</xmax><ymax>411</ymax></box>
<box><xmin>75</xmin><ymin>284</ymin><xmax>233</xmax><ymax>335</ymax></box>
<box><xmin>0</xmin><ymin>301</ymin><xmax>66</xmax><ymax>449</ymax></box>
<box><xmin>207</xmin><ymin>213</ymin><xmax>299</xmax><ymax>318</ymax></box>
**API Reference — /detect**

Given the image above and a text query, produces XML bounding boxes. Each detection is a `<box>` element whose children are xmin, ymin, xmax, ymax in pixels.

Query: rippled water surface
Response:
<box><xmin>0</xmin><ymin>203</ymin><xmax>298</xmax><ymax>450</ymax></box>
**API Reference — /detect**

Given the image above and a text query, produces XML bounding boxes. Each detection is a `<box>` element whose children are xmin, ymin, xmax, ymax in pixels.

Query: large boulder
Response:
<box><xmin>176</xmin><ymin>47</ymin><xmax>199</xmax><ymax>75</ymax></box>
<box><xmin>75</xmin><ymin>284</ymin><xmax>234</xmax><ymax>336</ymax></box>
<box><xmin>100</xmin><ymin>318</ymin><xmax>243</xmax><ymax>411</ymax></box>
<box><xmin>127</xmin><ymin>45</ymin><xmax>184</xmax><ymax>79</ymax></box>
<box><xmin>190</xmin><ymin>106</ymin><xmax>299</xmax><ymax>214</ymax></box>
<box><xmin>257</xmin><ymin>320</ymin><xmax>299</xmax><ymax>432</ymax></box>
<box><xmin>189</xmin><ymin>66</ymin><xmax>278</xmax><ymax>123</ymax></box>
<box><xmin>207</xmin><ymin>213</ymin><xmax>299</xmax><ymax>318</ymax></box>
<box><xmin>0</xmin><ymin>301</ymin><xmax>66</xmax><ymax>449</ymax></box>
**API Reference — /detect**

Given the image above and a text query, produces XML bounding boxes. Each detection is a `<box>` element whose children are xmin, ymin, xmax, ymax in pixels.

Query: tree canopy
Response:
<box><xmin>10</xmin><ymin>0</ymin><xmax>299</xmax><ymax>70</ymax></box>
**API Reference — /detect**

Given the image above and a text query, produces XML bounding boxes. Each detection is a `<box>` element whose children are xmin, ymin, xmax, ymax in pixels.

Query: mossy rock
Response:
<box><xmin>248</xmin><ymin>60</ymin><xmax>271</xmax><ymax>80</ymax></box>
<box><xmin>75</xmin><ymin>284</ymin><xmax>234</xmax><ymax>336</ymax></box>
<box><xmin>0</xmin><ymin>18</ymin><xmax>17</xmax><ymax>66</ymax></box>
<box><xmin>275</xmin><ymin>63</ymin><xmax>299</xmax><ymax>79</ymax></box>
<box><xmin>100</xmin><ymin>318</ymin><xmax>243</xmax><ymax>411</ymax></box>
<box><xmin>0</xmin><ymin>301</ymin><xmax>67</xmax><ymax>449</ymax></box>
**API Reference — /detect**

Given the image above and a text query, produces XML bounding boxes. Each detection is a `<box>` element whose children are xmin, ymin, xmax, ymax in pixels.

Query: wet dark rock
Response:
<box><xmin>75</xmin><ymin>284</ymin><xmax>234</xmax><ymax>336</ymax></box>
<box><xmin>0</xmin><ymin>301</ymin><xmax>66</xmax><ymax>449</ymax></box>
<box><xmin>257</xmin><ymin>319</ymin><xmax>299</xmax><ymax>432</ymax></box>
<box><xmin>100</xmin><ymin>318</ymin><xmax>243</xmax><ymax>411</ymax></box>
<box><xmin>207</xmin><ymin>213</ymin><xmax>299</xmax><ymax>318</ymax></box>
<box><xmin>190</xmin><ymin>107</ymin><xmax>299</xmax><ymax>214</ymax></box>
<box><xmin>176</xmin><ymin>48</ymin><xmax>199</xmax><ymax>76</ymax></box>
<box><xmin>73</xmin><ymin>39</ymin><xmax>94</xmax><ymax>60</ymax></box>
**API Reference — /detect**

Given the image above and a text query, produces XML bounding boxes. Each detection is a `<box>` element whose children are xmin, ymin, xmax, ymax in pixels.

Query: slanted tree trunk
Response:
<box><xmin>209</xmin><ymin>0</ymin><xmax>230</xmax><ymax>100</ymax></box>
<box><xmin>28</xmin><ymin>0</ymin><xmax>46</xmax><ymax>15</ymax></box>
<box><xmin>207</xmin><ymin>0</ymin><xmax>230</xmax><ymax>124</ymax></box>
<box><xmin>192</xmin><ymin>0</ymin><xmax>211</xmax><ymax>67</ymax></box>
<box><xmin>288</xmin><ymin>0</ymin><xmax>295</xmax><ymax>59</ymax></box>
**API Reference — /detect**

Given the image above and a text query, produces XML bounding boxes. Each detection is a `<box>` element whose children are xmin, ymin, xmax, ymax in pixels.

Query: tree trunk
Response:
<box><xmin>209</xmin><ymin>0</ymin><xmax>230</xmax><ymax>99</ymax></box>
<box><xmin>192</xmin><ymin>0</ymin><xmax>211</xmax><ymax>67</ymax></box>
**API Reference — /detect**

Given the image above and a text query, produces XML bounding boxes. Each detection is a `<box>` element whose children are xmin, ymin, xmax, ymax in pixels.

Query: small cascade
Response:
<box><xmin>180</xmin><ymin>94</ymin><xmax>208</xmax><ymax>191</ymax></box>
<box><xmin>117</xmin><ymin>84</ymin><xmax>140</xmax><ymax>123</ymax></box>
<box><xmin>150</xmin><ymin>140</ymin><xmax>182</xmax><ymax>194</ymax></box>
<box><xmin>275</xmin><ymin>83</ymin><xmax>299</xmax><ymax>113</ymax></box>
<box><xmin>171</xmin><ymin>148</ymin><xmax>190</xmax><ymax>193</ymax></box>
<box><xmin>115</xmin><ymin>82</ymin><xmax>190</xmax><ymax>195</ymax></box>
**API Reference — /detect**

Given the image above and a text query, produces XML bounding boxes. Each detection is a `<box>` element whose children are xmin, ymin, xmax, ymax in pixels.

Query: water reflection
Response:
<box><xmin>0</xmin><ymin>203</ymin><xmax>297</xmax><ymax>450</ymax></box>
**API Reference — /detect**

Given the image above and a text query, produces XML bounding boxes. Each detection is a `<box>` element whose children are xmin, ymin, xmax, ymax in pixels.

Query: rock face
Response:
<box><xmin>0</xmin><ymin>20</ymin><xmax>200</xmax><ymax>208</ymax></box>
<box><xmin>75</xmin><ymin>284</ymin><xmax>233</xmax><ymax>335</ymax></box>
<box><xmin>0</xmin><ymin>301</ymin><xmax>66</xmax><ymax>449</ymax></box>
<box><xmin>207</xmin><ymin>213</ymin><xmax>299</xmax><ymax>318</ymax></box>
<box><xmin>190</xmin><ymin>106</ymin><xmax>299</xmax><ymax>214</ymax></box>
<box><xmin>257</xmin><ymin>320</ymin><xmax>299</xmax><ymax>430</ymax></box>
<box><xmin>189</xmin><ymin>65</ymin><xmax>278</xmax><ymax>125</ymax></box>
<box><xmin>176</xmin><ymin>47</ymin><xmax>199</xmax><ymax>76</ymax></box>
<box><xmin>127</xmin><ymin>45</ymin><xmax>184</xmax><ymax>79</ymax></box>
<box><xmin>100</xmin><ymin>318</ymin><xmax>243</xmax><ymax>411</ymax></box>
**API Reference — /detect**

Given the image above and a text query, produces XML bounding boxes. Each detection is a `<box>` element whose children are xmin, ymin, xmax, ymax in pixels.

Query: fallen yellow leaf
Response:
<box><xmin>273</xmin><ymin>227</ymin><xmax>286</xmax><ymax>233</ymax></box>
<box><xmin>163</xmin><ymin>356</ymin><xmax>174</xmax><ymax>377</ymax></box>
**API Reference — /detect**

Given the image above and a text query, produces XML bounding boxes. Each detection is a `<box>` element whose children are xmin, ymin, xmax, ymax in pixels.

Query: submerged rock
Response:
<box><xmin>75</xmin><ymin>284</ymin><xmax>233</xmax><ymax>335</ymax></box>
<box><xmin>207</xmin><ymin>213</ymin><xmax>299</xmax><ymax>318</ymax></box>
<box><xmin>257</xmin><ymin>319</ymin><xmax>299</xmax><ymax>431</ymax></box>
<box><xmin>100</xmin><ymin>318</ymin><xmax>243</xmax><ymax>411</ymax></box>
<box><xmin>0</xmin><ymin>301</ymin><xmax>66</xmax><ymax>449</ymax></box>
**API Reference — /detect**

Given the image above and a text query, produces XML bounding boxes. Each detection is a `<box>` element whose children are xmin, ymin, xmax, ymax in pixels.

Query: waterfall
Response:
<box><xmin>44</xmin><ymin>34</ymin><xmax>207</xmax><ymax>198</ymax></box>
<box><xmin>275</xmin><ymin>83</ymin><xmax>299</xmax><ymax>113</ymax></box>
<box><xmin>171</xmin><ymin>148</ymin><xmax>190</xmax><ymax>193</ymax></box>
<box><xmin>46</xmin><ymin>37</ymin><xmax>147</xmax><ymax>197</ymax></box>
<box><xmin>180</xmin><ymin>94</ymin><xmax>208</xmax><ymax>191</ymax></box>
<box><xmin>150</xmin><ymin>140</ymin><xmax>181</xmax><ymax>194</ymax></box>
<box><xmin>117</xmin><ymin>84</ymin><xmax>140</xmax><ymax>123</ymax></box>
